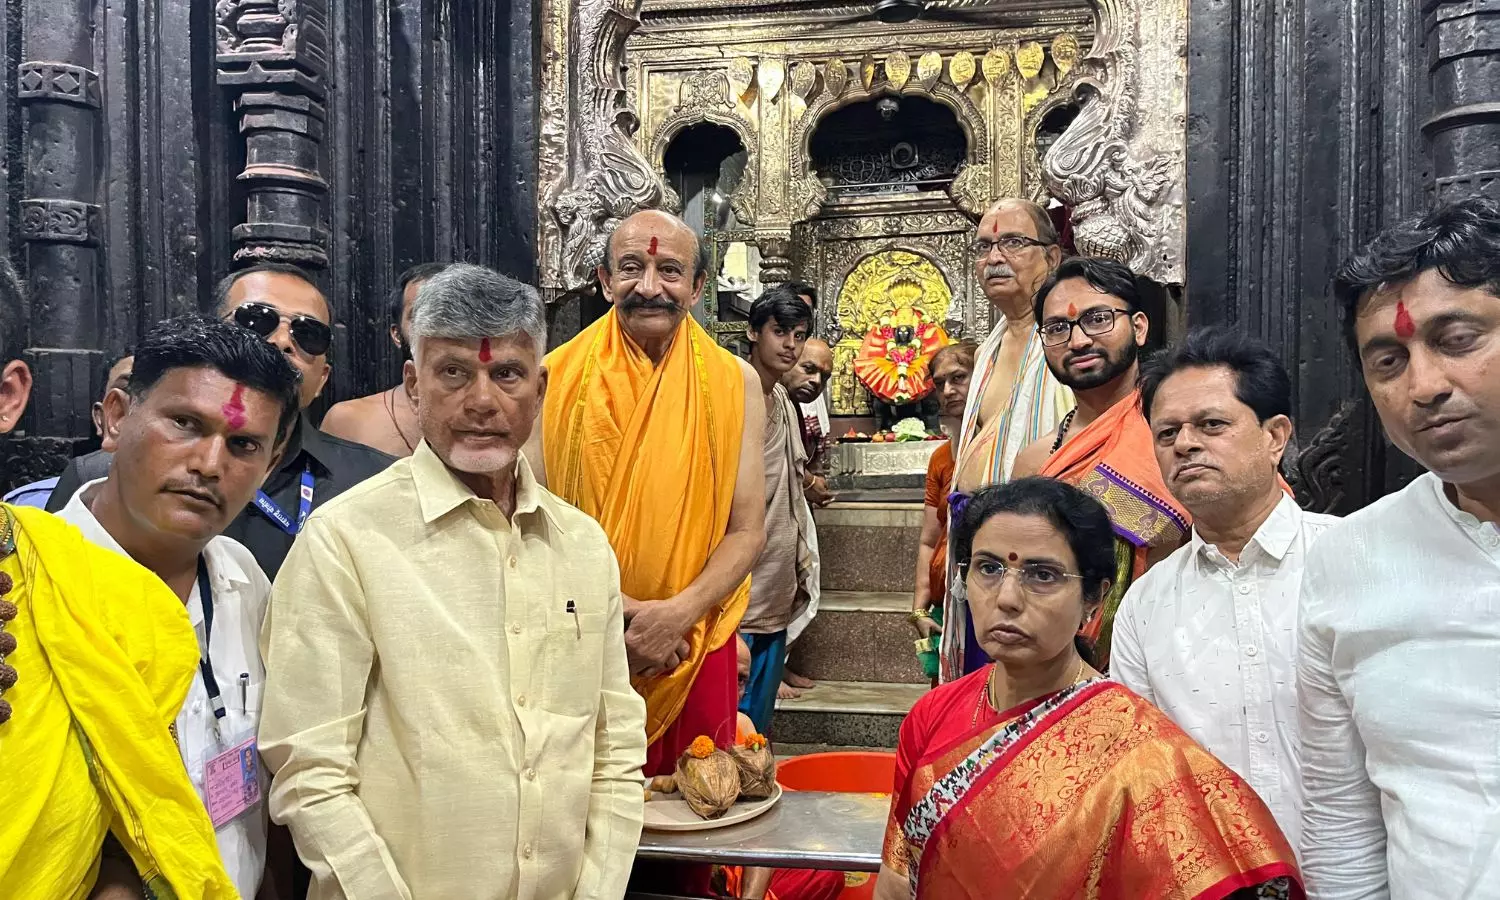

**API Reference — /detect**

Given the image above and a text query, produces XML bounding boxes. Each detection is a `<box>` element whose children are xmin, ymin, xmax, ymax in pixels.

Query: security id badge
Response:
<box><xmin>204</xmin><ymin>735</ymin><xmax>262</xmax><ymax>828</ymax></box>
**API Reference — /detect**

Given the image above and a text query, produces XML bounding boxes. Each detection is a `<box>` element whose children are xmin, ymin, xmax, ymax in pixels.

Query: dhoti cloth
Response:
<box><xmin>544</xmin><ymin>310</ymin><xmax>750</xmax><ymax>771</ymax></box>
<box><xmin>940</xmin><ymin>321</ymin><xmax>1072</xmax><ymax>681</ymax></box>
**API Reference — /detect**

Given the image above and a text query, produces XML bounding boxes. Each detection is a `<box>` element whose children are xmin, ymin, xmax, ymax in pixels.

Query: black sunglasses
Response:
<box><xmin>231</xmin><ymin>302</ymin><xmax>332</xmax><ymax>357</ymax></box>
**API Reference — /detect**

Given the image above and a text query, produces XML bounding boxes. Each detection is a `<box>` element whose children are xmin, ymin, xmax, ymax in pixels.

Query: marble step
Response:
<box><xmin>770</xmin><ymin>680</ymin><xmax>928</xmax><ymax>749</ymax></box>
<box><xmin>789</xmin><ymin>590</ymin><xmax>929</xmax><ymax>685</ymax></box>
<box><xmin>813</xmin><ymin>501</ymin><xmax>924</xmax><ymax>593</ymax></box>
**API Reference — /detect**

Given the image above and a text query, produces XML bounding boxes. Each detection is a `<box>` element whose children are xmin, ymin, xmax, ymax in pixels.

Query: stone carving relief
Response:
<box><xmin>17</xmin><ymin>62</ymin><xmax>101</xmax><ymax>108</ymax></box>
<box><xmin>1041</xmin><ymin>0</ymin><xmax>1187</xmax><ymax>285</ymax></box>
<box><xmin>216</xmin><ymin>0</ymin><xmax>331</xmax><ymax>267</ymax></box>
<box><xmin>19</xmin><ymin>199</ymin><xmax>101</xmax><ymax>245</ymax></box>
<box><xmin>538</xmin><ymin>0</ymin><xmax>665</xmax><ymax>296</ymax></box>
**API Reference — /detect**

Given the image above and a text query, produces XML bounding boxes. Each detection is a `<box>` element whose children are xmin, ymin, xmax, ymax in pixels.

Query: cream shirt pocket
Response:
<box><xmin>540</xmin><ymin>594</ymin><xmax>608</xmax><ymax>716</ymax></box>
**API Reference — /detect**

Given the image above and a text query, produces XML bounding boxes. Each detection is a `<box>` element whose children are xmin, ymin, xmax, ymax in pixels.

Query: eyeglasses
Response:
<box><xmin>969</xmin><ymin>235</ymin><xmax>1051</xmax><ymax>257</ymax></box>
<box><xmin>230</xmin><ymin>302</ymin><xmax>332</xmax><ymax>357</ymax></box>
<box><xmin>1038</xmin><ymin>308</ymin><xmax>1127</xmax><ymax>347</ymax></box>
<box><xmin>959</xmin><ymin>557</ymin><xmax>1085</xmax><ymax>596</ymax></box>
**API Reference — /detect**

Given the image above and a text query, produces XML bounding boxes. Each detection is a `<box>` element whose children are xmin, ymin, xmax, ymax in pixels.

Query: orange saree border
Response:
<box><xmin>902</xmin><ymin>681</ymin><xmax>1302</xmax><ymax>900</ymax></box>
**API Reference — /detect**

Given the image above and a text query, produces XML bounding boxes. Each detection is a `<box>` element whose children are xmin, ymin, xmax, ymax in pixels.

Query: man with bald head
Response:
<box><xmin>527</xmin><ymin>209</ymin><xmax>766</xmax><ymax>793</ymax></box>
<box><xmin>784</xmin><ymin>336</ymin><xmax>835</xmax><ymax>506</ymax></box>
<box><xmin>939</xmin><ymin>198</ymin><xmax>1075</xmax><ymax>680</ymax></box>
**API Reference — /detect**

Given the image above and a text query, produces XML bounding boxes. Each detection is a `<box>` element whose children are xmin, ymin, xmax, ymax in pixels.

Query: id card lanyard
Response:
<box><xmin>253</xmin><ymin>465</ymin><xmax>314</xmax><ymax>535</ymax></box>
<box><xmin>195</xmin><ymin>557</ymin><xmax>228</xmax><ymax>744</ymax></box>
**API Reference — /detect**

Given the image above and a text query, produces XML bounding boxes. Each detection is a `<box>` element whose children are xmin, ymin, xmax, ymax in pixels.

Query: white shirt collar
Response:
<box><xmin>1190</xmin><ymin>491</ymin><xmax>1303</xmax><ymax>566</ymax></box>
<box><xmin>1426</xmin><ymin>471</ymin><xmax>1500</xmax><ymax>537</ymax></box>
<box><xmin>57</xmin><ymin>478</ymin><xmax>256</xmax><ymax>596</ymax></box>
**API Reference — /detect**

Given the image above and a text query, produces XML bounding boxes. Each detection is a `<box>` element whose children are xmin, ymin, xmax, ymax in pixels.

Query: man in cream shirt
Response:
<box><xmin>1112</xmin><ymin>327</ymin><xmax>1338</xmax><ymax>850</ymax></box>
<box><xmin>56</xmin><ymin>315</ymin><xmax>303</xmax><ymax>899</ymax></box>
<box><xmin>259</xmin><ymin>264</ymin><xmax>647</xmax><ymax>899</ymax></box>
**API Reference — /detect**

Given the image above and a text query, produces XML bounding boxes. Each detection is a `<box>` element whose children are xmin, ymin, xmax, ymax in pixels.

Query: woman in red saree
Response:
<box><xmin>875</xmin><ymin>478</ymin><xmax>1302</xmax><ymax>900</ymax></box>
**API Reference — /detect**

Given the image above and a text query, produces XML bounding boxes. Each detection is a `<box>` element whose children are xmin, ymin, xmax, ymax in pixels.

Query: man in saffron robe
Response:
<box><xmin>527</xmin><ymin>209</ymin><xmax>766</xmax><ymax>775</ymax></box>
<box><xmin>1012</xmin><ymin>257</ymin><xmax>1189</xmax><ymax>668</ymax></box>
<box><xmin>0</xmin><ymin>264</ymin><xmax>236</xmax><ymax>900</ymax></box>
<box><xmin>940</xmin><ymin>199</ymin><xmax>1074</xmax><ymax>680</ymax></box>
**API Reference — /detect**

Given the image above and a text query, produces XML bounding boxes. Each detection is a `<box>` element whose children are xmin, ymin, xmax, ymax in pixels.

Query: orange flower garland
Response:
<box><xmin>853</xmin><ymin>306</ymin><xmax>950</xmax><ymax>405</ymax></box>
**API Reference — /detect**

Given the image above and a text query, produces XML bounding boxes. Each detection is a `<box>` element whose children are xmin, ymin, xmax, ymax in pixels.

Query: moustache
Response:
<box><xmin>984</xmin><ymin>264</ymin><xmax>1015</xmax><ymax>279</ymax></box>
<box><xmin>621</xmin><ymin>293</ymin><xmax>683</xmax><ymax>313</ymax></box>
<box><xmin>162</xmin><ymin>479</ymin><xmax>225</xmax><ymax>510</ymax></box>
<box><xmin>1064</xmin><ymin>348</ymin><xmax>1106</xmax><ymax>366</ymax></box>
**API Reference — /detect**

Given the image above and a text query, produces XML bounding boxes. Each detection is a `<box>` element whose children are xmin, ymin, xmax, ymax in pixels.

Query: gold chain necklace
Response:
<box><xmin>973</xmin><ymin>657</ymin><xmax>1088</xmax><ymax>727</ymax></box>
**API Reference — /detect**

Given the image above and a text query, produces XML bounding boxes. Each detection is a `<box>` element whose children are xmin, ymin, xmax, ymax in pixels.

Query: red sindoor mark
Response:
<box><xmin>1393</xmin><ymin>301</ymin><xmax>1416</xmax><ymax>339</ymax></box>
<box><xmin>478</xmin><ymin>337</ymin><xmax>493</xmax><ymax>362</ymax></box>
<box><xmin>223</xmin><ymin>384</ymin><xmax>248</xmax><ymax>430</ymax></box>
<box><xmin>647</xmin><ymin>235</ymin><xmax>659</xmax><ymax>256</ymax></box>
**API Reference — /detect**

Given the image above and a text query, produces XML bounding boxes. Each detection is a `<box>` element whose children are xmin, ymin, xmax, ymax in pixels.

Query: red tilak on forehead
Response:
<box><xmin>478</xmin><ymin>337</ymin><xmax>493</xmax><ymax>362</ymax></box>
<box><xmin>1008</xmin><ymin>552</ymin><xmax>1019</xmax><ymax>562</ymax></box>
<box><xmin>1066</xmin><ymin>303</ymin><xmax>1078</xmax><ymax>318</ymax></box>
<box><xmin>223</xmin><ymin>384</ymin><xmax>247</xmax><ymax>430</ymax></box>
<box><xmin>647</xmin><ymin>235</ymin><xmax>659</xmax><ymax>256</ymax></box>
<box><xmin>1394</xmin><ymin>301</ymin><xmax>1416</xmax><ymax>339</ymax></box>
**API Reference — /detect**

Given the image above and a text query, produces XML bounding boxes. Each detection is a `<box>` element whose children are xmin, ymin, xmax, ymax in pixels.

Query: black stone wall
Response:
<box><xmin>0</xmin><ymin>0</ymin><xmax>538</xmax><ymax>493</ymax></box>
<box><xmin>1186</xmin><ymin>0</ymin><xmax>1499</xmax><ymax>513</ymax></box>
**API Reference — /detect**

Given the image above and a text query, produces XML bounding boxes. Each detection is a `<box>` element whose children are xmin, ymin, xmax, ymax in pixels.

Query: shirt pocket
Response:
<box><xmin>538</xmin><ymin>584</ymin><xmax>610</xmax><ymax>717</ymax></box>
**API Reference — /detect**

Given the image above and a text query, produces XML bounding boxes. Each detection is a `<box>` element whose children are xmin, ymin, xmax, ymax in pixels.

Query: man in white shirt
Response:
<box><xmin>259</xmin><ymin>265</ymin><xmax>646</xmax><ymax>899</ymax></box>
<box><xmin>1298</xmin><ymin>196</ymin><xmax>1500</xmax><ymax>899</ymax></box>
<box><xmin>1112</xmin><ymin>327</ymin><xmax>1338</xmax><ymax>849</ymax></box>
<box><xmin>56</xmin><ymin>314</ymin><xmax>301</xmax><ymax>900</ymax></box>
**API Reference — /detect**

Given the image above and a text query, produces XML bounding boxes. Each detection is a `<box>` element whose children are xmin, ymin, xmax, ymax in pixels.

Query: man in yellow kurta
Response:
<box><xmin>528</xmin><ymin>209</ymin><xmax>765</xmax><ymax>777</ymax></box>
<box><xmin>0</xmin><ymin>273</ymin><xmax>235</xmax><ymax>900</ymax></box>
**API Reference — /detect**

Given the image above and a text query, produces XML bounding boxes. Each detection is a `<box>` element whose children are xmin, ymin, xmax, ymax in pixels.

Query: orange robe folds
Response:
<box><xmin>1039</xmin><ymin>390</ymin><xmax>1190</xmax><ymax>666</ymax></box>
<box><xmin>544</xmin><ymin>310</ymin><xmax>749</xmax><ymax>745</ymax></box>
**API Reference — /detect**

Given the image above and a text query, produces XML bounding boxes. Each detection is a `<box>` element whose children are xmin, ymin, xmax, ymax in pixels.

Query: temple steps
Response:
<box><xmin>786</xmin><ymin>591</ymin><xmax>927</xmax><ymax>685</ymax></box>
<box><xmin>771</xmin><ymin>681</ymin><xmax>928</xmax><ymax>749</ymax></box>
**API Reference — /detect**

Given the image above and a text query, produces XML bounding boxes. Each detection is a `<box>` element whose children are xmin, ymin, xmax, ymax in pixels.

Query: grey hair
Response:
<box><xmin>409</xmin><ymin>263</ymin><xmax>547</xmax><ymax>362</ymax></box>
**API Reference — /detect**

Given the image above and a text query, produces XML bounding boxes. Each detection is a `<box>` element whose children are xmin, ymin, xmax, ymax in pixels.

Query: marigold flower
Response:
<box><xmin>689</xmin><ymin>735</ymin><xmax>716</xmax><ymax>759</ymax></box>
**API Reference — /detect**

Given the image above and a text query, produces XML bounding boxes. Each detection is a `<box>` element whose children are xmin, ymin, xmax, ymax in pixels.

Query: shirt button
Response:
<box><xmin>1245</xmin><ymin>645</ymin><xmax>1258</xmax><ymax>657</ymax></box>
<box><xmin>1237</xmin><ymin>584</ymin><xmax>1251</xmax><ymax>595</ymax></box>
<box><xmin>509</xmin><ymin>556</ymin><xmax>518</xmax><ymax>568</ymax></box>
<box><xmin>522</xmin><ymin>842</ymin><xmax>534</xmax><ymax>859</ymax></box>
<box><xmin>1256</xmin><ymin>731</ymin><xmax>1270</xmax><ymax>744</ymax></box>
<box><xmin>511</xmin><ymin>622</ymin><xmax>523</xmax><ymax>634</ymax></box>
<box><xmin>525</xmin><ymin>767</ymin><xmax>537</xmax><ymax>781</ymax></box>
<box><xmin>516</xmin><ymin>694</ymin><xmax>527</xmax><ymax>708</ymax></box>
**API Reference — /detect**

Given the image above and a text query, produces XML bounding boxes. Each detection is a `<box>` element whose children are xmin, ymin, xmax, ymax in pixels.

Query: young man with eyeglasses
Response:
<box><xmin>49</xmin><ymin>264</ymin><xmax>394</xmax><ymax>581</ymax></box>
<box><xmin>1010</xmin><ymin>256</ymin><xmax>1190</xmax><ymax>670</ymax></box>
<box><xmin>939</xmin><ymin>198</ymin><xmax>1074</xmax><ymax>681</ymax></box>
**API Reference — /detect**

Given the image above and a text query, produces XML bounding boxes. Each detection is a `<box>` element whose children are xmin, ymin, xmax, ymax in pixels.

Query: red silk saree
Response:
<box><xmin>883</xmin><ymin>671</ymin><xmax>1302</xmax><ymax>899</ymax></box>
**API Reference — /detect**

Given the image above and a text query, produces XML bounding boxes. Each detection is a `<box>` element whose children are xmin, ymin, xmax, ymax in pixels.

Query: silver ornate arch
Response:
<box><xmin>537</xmin><ymin>0</ymin><xmax>1188</xmax><ymax>296</ymax></box>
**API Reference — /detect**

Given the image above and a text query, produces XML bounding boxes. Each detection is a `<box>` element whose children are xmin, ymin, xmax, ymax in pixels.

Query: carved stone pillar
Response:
<box><xmin>1425</xmin><ymin>2</ymin><xmax>1500</xmax><ymax>201</ymax></box>
<box><xmin>18</xmin><ymin>3</ymin><xmax>105</xmax><ymax>439</ymax></box>
<box><xmin>216</xmin><ymin>1</ymin><xmax>330</xmax><ymax>268</ymax></box>
<box><xmin>756</xmin><ymin>235</ymin><xmax>793</xmax><ymax>287</ymax></box>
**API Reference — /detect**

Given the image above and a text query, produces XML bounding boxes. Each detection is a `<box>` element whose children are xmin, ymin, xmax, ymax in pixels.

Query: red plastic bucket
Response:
<box><xmin>776</xmin><ymin>752</ymin><xmax>897</xmax><ymax>900</ymax></box>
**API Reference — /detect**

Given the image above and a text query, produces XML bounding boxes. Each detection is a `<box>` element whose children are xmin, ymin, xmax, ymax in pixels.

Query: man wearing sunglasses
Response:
<box><xmin>1010</xmin><ymin>256</ymin><xmax>1190</xmax><ymax>670</ymax></box>
<box><xmin>49</xmin><ymin>264</ymin><xmax>393</xmax><ymax>582</ymax></box>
